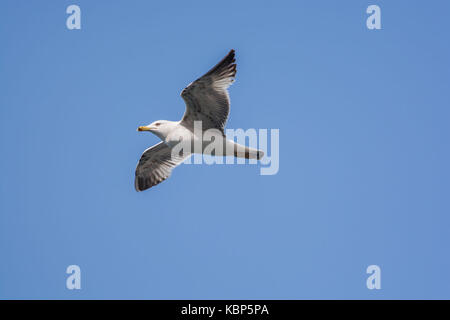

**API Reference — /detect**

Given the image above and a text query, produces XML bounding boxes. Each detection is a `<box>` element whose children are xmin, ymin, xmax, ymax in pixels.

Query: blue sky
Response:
<box><xmin>1</xmin><ymin>0</ymin><xmax>449</xmax><ymax>299</ymax></box>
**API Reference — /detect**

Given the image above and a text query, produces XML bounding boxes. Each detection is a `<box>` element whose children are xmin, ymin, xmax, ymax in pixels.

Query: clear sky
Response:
<box><xmin>1</xmin><ymin>0</ymin><xmax>449</xmax><ymax>299</ymax></box>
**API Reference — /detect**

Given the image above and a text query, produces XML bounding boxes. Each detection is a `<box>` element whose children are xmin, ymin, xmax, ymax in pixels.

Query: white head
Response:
<box><xmin>137</xmin><ymin>120</ymin><xmax>178</xmax><ymax>140</ymax></box>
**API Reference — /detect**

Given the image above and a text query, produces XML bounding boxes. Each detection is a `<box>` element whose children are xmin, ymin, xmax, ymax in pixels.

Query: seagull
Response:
<box><xmin>135</xmin><ymin>49</ymin><xmax>264</xmax><ymax>191</ymax></box>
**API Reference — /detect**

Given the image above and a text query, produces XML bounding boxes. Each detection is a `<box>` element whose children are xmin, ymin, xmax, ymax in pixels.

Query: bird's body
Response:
<box><xmin>135</xmin><ymin>50</ymin><xmax>264</xmax><ymax>191</ymax></box>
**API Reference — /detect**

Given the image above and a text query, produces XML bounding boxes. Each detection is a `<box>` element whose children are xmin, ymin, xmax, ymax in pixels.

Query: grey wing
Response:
<box><xmin>180</xmin><ymin>49</ymin><xmax>236</xmax><ymax>133</ymax></box>
<box><xmin>135</xmin><ymin>142</ymin><xmax>187</xmax><ymax>192</ymax></box>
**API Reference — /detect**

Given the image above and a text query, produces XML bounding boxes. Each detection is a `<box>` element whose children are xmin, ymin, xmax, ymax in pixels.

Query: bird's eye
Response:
<box><xmin>155</xmin><ymin>123</ymin><xmax>161</xmax><ymax>126</ymax></box>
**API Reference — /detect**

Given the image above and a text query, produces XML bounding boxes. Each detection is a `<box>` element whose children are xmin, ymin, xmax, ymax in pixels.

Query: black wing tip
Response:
<box><xmin>226</xmin><ymin>49</ymin><xmax>236</xmax><ymax>64</ymax></box>
<box><xmin>135</xmin><ymin>176</ymin><xmax>166</xmax><ymax>192</ymax></box>
<box><xmin>205</xmin><ymin>49</ymin><xmax>237</xmax><ymax>77</ymax></box>
<box><xmin>134</xmin><ymin>181</ymin><xmax>154</xmax><ymax>192</ymax></box>
<box><xmin>221</xmin><ymin>49</ymin><xmax>237</xmax><ymax>77</ymax></box>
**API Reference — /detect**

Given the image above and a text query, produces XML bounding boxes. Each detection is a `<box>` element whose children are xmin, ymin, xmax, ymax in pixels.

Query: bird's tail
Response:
<box><xmin>232</xmin><ymin>143</ymin><xmax>264</xmax><ymax>160</ymax></box>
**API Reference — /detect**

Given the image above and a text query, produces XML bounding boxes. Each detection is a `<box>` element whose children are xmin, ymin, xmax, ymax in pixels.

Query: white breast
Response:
<box><xmin>165</xmin><ymin>125</ymin><xmax>193</xmax><ymax>147</ymax></box>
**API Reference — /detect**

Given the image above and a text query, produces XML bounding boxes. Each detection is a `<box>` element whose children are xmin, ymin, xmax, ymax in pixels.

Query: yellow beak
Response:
<box><xmin>138</xmin><ymin>126</ymin><xmax>152</xmax><ymax>132</ymax></box>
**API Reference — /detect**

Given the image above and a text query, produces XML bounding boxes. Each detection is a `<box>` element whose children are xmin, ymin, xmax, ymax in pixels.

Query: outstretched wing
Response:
<box><xmin>180</xmin><ymin>49</ymin><xmax>236</xmax><ymax>132</ymax></box>
<box><xmin>135</xmin><ymin>142</ymin><xmax>188</xmax><ymax>191</ymax></box>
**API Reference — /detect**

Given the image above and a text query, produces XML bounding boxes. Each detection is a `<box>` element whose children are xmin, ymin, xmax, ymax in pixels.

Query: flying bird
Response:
<box><xmin>135</xmin><ymin>49</ymin><xmax>264</xmax><ymax>191</ymax></box>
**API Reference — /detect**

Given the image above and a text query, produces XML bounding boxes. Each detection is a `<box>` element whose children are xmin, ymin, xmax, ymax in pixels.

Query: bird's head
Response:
<box><xmin>137</xmin><ymin>120</ymin><xmax>177</xmax><ymax>139</ymax></box>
